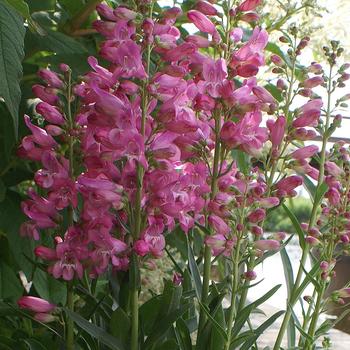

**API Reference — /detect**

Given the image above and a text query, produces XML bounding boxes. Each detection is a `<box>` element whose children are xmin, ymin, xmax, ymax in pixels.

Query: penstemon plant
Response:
<box><xmin>11</xmin><ymin>0</ymin><xmax>350</xmax><ymax>349</ymax></box>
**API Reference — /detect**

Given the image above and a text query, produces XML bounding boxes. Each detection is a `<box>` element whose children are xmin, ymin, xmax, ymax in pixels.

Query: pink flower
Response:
<box><xmin>247</xmin><ymin>208</ymin><xmax>266</xmax><ymax>223</ymax></box>
<box><xmin>38</xmin><ymin>69</ymin><xmax>63</xmax><ymax>89</ymax></box>
<box><xmin>24</xmin><ymin>115</ymin><xmax>57</xmax><ymax>148</ymax></box>
<box><xmin>195</xmin><ymin>1</ymin><xmax>217</xmax><ymax>15</ymax></box>
<box><xmin>325</xmin><ymin>161</ymin><xmax>344</xmax><ymax>177</ymax></box>
<box><xmin>326</xmin><ymin>187</ymin><xmax>341</xmax><ymax>206</ymax></box>
<box><xmin>267</xmin><ymin>116</ymin><xmax>286</xmax><ymax>150</ymax></box>
<box><xmin>205</xmin><ymin>234</ymin><xmax>236</xmax><ymax>256</ymax></box>
<box><xmin>51</xmin><ymin>240</ymin><xmax>85</xmax><ymax>280</ymax></box>
<box><xmin>32</xmin><ymin>85</ymin><xmax>58</xmax><ymax>105</ymax></box>
<box><xmin>18</xmin><ymin>296</ymin><xmax>56</xmax><ymax>313</ymax></box>
<box><xmin>254</xmin><ymin>239</ymin><xmax>280</xmax><ymax>251</ymax></box>
<box><xmin>290</xmin><ymin>145</ymin><xmax>319</xmax><ymax>160</ymax></box>
<box><xmin>302</xmin><ymin>76</ymin><xmax>324</xmax><ymax>89</ymax></box>
<box><xmin>202</xmin><ymin>58</ymin><xmax>228</xmax><ymax>98</ymax></box>
<box><xmin>220</xmin><ymin>111</ymin><xmax>268</xmax><ymax>156</ymax></box>
<box><xmin>238</xmin><ymin>0</ymin><xmax>262</xmax><ymax>11</ymax></box>
<box><xmin>34</xmin><ymin>313</ymin><xmax>56</xmax><ymax>323</ymax></box>
<box><xmin>134</xmin><ymin>240</ymin><xmax>150</xmax><ymax>256</ymax></box>
<box><xmin>275</xmin><ymin>175</ymin><xmax>303</xmax><ymax>193</ymax></box>
<box><xmin>187</xmin><ymin>10</ymin><xmax>217</xmax><ymax>35</ymax></box>
<box><xmin>208</xmin><ymin>215</ymin><xmax>230</xmax><ymax>235</ymax></box>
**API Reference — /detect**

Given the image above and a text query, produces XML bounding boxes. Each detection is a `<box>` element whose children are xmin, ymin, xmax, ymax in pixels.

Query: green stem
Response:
<box><xmin>196</xmin><ymin>113</ymin><xmax>221</xmax><ymax>340</ymax></box>
<box><xmin>130</xmin><ymin>281</ymin><xmax>139</xmax><ymax>350</ymax></box>
<box><xmin>66</xmin><ymin>282</ymin><xmax>74</xmax><ymax>350</ymax></box>
<box><xmin>130</xmin><ymin>5</ymin><xmax>154</xmax><ymax>349</ymax></box>
<box><xmin>65</xmin><ymin>70</ymin><xmax>75</xmax><ymax>350</ymax></box>
<box><xmin>305</xmin><ymin>284</ymin><xmax>326</xmax><ymax>350</ymax></box>
<box><xmin>273</xmin><ymin>64</ymin><xmax>333</xmax><ymax>350</ymax></box>
<box><xmin>298</xmin><ymin>288</ymin><xmax>317</xmax><ymax>348</ymax></box>
<box><xmin>225</xmin><ymin>236</ymin><xmax>242</xmax><ymax>350</ymax></box>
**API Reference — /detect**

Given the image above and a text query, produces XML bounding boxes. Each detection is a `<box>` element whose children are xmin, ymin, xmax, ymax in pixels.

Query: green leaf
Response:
<box><xmin>175</xmin><ymin>318</ymin><xmax>192</xmax><ymax>350</ymax></box>
<box><xmin>293</xmin><ymin>262</ymin><xmax>320</xmax><ymax>303</ymax></box>
<box><xmin>0</xmin><ymin>190</ymin><xmax>35</xmax><ymax>276</ymax></box>
<box><xmin>187</xmin><ymin>237</ymin><xmax>202</xmax><ymax>300</ymax></box>
<box><xmin>280</xmin><ymin>248</ymin><xmax>295</xmax><ymax>348</ymax></box>
<box><xmin>240</xmin><ymin>311</ymin><xmax>285</xmax><ymax>350</ymax></box>
<box><xmin>0</xmin><ymin>0</ymin><xmax>25</xmax><ymax>135</ymax></box>
<box><xmin>110</xmin><ymin>307</ymin><xmax>131</xmax><ymax>346</ymax></box>
<box><xmin>144</xmin><ymin>303</ymin><xmax>191</xmax><ymax>350</ymax></box>
<box><xmin>265</xmin><ymin>83</ymin><xmax>283</xmax><ymax>102</ymax></box>
<box><xmin>129</xmin><ymin>253</ymin><xmax>141</xmax><ymax>290</ymax></box>
<box><xmin>0</xmin><ymin>262</ymin><xmax>23</xmax><ymax>300</ymax></box>
<box><xmin>282</xmin><ymin>203</ymin><xmax>305</xmax><ymax>249</ymax></box>
<box><xmin>231</xmin><ymin>285</ymin><xmax>281</xmax><ymax>339</ymax></box>
<box><xmin>3</xmin><ymin>0</ymin><xmax>30</xmax><ymax>18</ymax></box>
<box><xmin>65</xmin><ymin>309</ymin><xmax>126</xmax><ymax>350</ymax></box>
<box><xmin>315</xmin><ymin>309</ymin><xmax>350</xmax><ymax>339</ymax></box>
<box><xmin>140</xmin><ymin>295</ymin><xmax>162</xmax><ymax>336</ymax></box>
<box><xmin>33</xmin><ymin>269</ymin><xmax>67</xmax><ymax>305</ymax></box>
<box><xmin>22</xmin><ymin>339</ymin><xmax>47</xmax><ymax>350</ymax></box>
<box><xmin>198</xmin><ymin>299</ymin><xmax>228</xmax><ymax>342</ymax></box>
<box><xmin>231</xmin><ymin>149</ymin><xmax>250</xmax><ymax>175</ymax></box>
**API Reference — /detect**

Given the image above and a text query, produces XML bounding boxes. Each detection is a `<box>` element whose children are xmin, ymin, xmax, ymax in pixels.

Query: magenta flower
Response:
<box><xmin>238</xmin><ymin>0</ymin><xmax>262</xmax><ymax>11</ymax></box>
<box><xmin>18</xmin><ymin>296</ymin><xmax>56</xmax><ymax>313</ymax></box>
<box><xmin>187</xmin><ymin>10</ymin><xmax>218</xmax><ymax>37</ymax></box>
<box><xmin>268</xmin><ymin>115</ymin><xmax>286</xmax><ymax>150</ymax></box>
<box><xmin>254</xmin><ymin>239</ymin><xmax>280</xmax><ymax>251</ymax></box>
<box><xmin>290</xmin><ymin>145</ymin><xmax>319</xmax><ymax>160</ymax></box>
<box><xmin>202</xmin><ymin>58</ymin><xmax>228</xmax><ymax>98</ymax></box>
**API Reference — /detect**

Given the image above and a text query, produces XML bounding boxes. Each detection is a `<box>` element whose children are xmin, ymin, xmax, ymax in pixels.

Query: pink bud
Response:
<box><xmin>277</xmin><ymin>79</ymin><xmax>287</xmax><ymax>90</ymax></box>
<box><xmin>338</xmin><ymin>288</ymin><xmax>350</xmax><ymax>298</ymax></box>
<box><xmin>258</xmin><ymin>197</ymin><xmax>280</xmax><ymax>208</ymax></box>
<box><xmin>34</xmin><ymin>313</ymin><xmax>56</xmax><ymax>323</ymax></box>
<box><xmin>59</xmin><ymin>63</ymin><xmax>70</xmax><ymax>72</ymax></box>
<box><xmin>271</xmin><ymin>54</ymin><xmax>283</xmax><ymax>66</ymax></box>
<box><xmin>195</xmin><ymin>1</ymin><xmax>217</xmax><ymax>15</ymax></box>
<box><xmin>113</xmin><ymin>7</ymin><xmax>138</xmax><ymax>20</ymax></box>
<box><xmin>254</xmin><ymin>239</ymin><xmax>280</xmax><ymax>251</ymax></box>
<box><xmin>34</xmin><ymin>246</ymin><xmax>57</xmax><ymax>260</ymax></box>
<box><xmin>251</xmin><ymin>226</ymin><xmax>263</xmax><ymax>236</ymax></box>
<box><xmin>36</xmin><ymin>102</ymin><xmax>65</xmax><ymax>125</ymax></box>
<box><xmin>230</xmin><ymin>28</ymin><xmax>243</xmax><ymax>42</ymax></box>
<box><xmin>240</xmin><ymin>12</ymin><xmax>260</xmax><ymax>22</ymax></box>
<box><xmin>134</xmin><ymin>240</ymin><xmax>149</xmax><ymax>256</ymax></box>
<box><xmin>187</xmin><ymin>10</ymin><xmax>216</xmax><ymax>34</ymax></box>
<box><xmin>272</xmin><ymin>232</ymin><xmax>287</xmax><ymax>241</ymax></box>
<box><xmin>302</xmin><ymin>76</ymin><xmax>324</xmax><ymax>89</ymax></box>
<box><xmin>244</xmin><ymin>270</ymin><xmax>257</xmax><ymax>280</ymax></box>
<box><xmin>38</xmin><ymin>69</ymin><xmax>63</xmax><ymax>89</ymax></box>
<box><xmin>325</xmin><ymin>187</ymin><xmax>341</xmax><ymax>206</ymax></box>
<box><xmin>341</xmin><ymin>235</ymin><xmax>349</xmax><ymax>244</ymax></box>
<box><xmin>247</xmin><ymin>208</ymin><xmax>266</xmax><ymax>223</ymax></box>
<box><xmin>32</xmin><ymin>85</ymin><xmax>58</xmax><ymax>105</ymax></box>
<box><xmin>238</xmin><ymin>0</ymin><xmax>262</xmax><ymax>11</ymax></box>
<box><xmin>290</xmin><ymin>145</ymin><xmax>319</xmax><ymax>160</ymax></box>
<box><xmin>185</xmin><ymin>35</ymin><xmax>211</xmax><ymax>48</ymax></box>
<box><xmin>325</xmin><ymin>161</ymin><xmax>344</xmax><ymax>177</ymax></box>
<box><xmin>320</xmin><ymin>261</ymin><xmax>329</xmax><ymax>271</ymax></box>
<box><xmin>268</xmin><ymin>116</ymin><xmax>286</xmax><ymax>150</ymax></box>
<box><xmin>173</xmin><ymin>272</ymin><xmax>183</xmax><ymax>286</ymax></box>
<box><xmin>305</xmin><ymin>236</ymin><xmax>320</xmax><ymax>246</ymax></box>
<box><xmin>18</xmin><ymin>296</ymin><xmax>56</xmax><ymax>313</ymax></box>
<box><xmin>275</xmin><ymin>175</ymin><xmax>303</xmax><ymax>192</ymax></box>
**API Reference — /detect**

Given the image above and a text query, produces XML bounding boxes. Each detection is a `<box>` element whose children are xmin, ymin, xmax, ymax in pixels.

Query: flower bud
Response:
<box><xmin>254</xmin><ymin>239</ymin><xmax>280</xmax><ymax>251</ymax></box>
<box><xmin>244</xmin><ymin>270</ymin><xmax>257</xmax><ymax>280</ymax></box>
<box><xmin>18</xmin><ymin>296</ymin><xmax>56</xmax><ymax>313</ymax></box>
<box><xmin>34</xmin><ymin>313</ymin><xmax>57</xmax><ymax>323</ymax></box>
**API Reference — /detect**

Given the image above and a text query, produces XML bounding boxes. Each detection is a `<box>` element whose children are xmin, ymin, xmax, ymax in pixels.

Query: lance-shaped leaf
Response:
<box><xmin>0</xmin><ymin>0</ymin><xmax>25</xmax><ymax>136</ymax></box>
